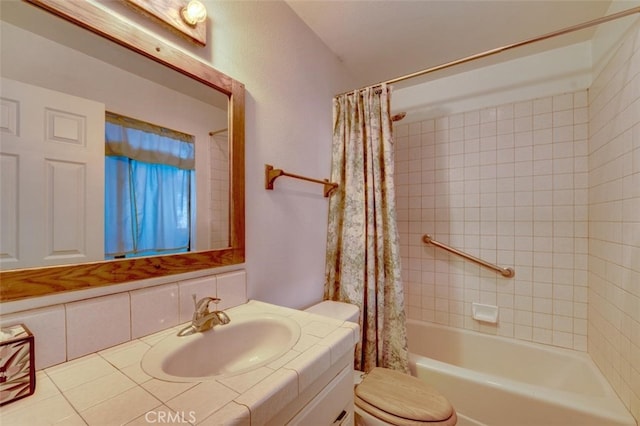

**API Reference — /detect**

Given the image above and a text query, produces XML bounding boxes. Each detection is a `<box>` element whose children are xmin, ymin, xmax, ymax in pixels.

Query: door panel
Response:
<box><xmin>0</xmin><ymin>77</ymin><xmax>105</xmax><ymax>269</ymax></box>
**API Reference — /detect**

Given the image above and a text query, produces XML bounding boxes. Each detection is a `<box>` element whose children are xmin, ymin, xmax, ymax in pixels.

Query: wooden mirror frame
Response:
<box><xmin>0</xmin><ymin>0</ymin><xmax>245</xmax><ymax>302</ymax></box>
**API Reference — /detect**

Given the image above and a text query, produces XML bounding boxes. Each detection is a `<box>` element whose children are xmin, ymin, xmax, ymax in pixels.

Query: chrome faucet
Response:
<box><xmin>184</xmin><ymin>296</ymin><xmax>230</xmax><ymax>334</ymax></box>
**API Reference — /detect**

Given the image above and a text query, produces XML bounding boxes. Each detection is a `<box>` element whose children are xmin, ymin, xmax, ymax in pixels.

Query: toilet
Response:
<box><xmin>305</xmin><ymin>301</ymin><xmax>457</xmax><ymax>425</ymax></box>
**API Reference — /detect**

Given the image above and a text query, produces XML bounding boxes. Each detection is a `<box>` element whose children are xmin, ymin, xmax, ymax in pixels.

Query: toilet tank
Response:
<box><xmin>305</xmin><ymin>301</ymin><xmax>359</xmax><ymax>323</ymax></box>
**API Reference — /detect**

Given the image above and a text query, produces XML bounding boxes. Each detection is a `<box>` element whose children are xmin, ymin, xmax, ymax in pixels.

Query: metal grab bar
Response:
<box><xmin>422</xmin><ymin>234</ymin><xmax>515</xmax><ymax>278</ymax></box>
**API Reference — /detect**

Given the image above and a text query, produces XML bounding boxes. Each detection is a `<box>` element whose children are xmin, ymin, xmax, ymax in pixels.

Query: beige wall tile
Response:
<box><xmin>65</xmin><ymin>293</ymin><xmax>130</xmax><ymax>360</ymax></box>
<box><xmin>130</xmin><ymin>284</ymin><xmax>179</xmax><ymax>339</ymax></box>
<box><xmin>0</xmin><ymin>304</ymin><xmax>65</xmax><ymax>369</ymax></box>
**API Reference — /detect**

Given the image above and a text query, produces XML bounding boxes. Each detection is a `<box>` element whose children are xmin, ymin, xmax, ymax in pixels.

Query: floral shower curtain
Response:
<box><xmin>324</xmin><ymin>83</ymin><xmax>410</xmax><ymax>373</ymax></box>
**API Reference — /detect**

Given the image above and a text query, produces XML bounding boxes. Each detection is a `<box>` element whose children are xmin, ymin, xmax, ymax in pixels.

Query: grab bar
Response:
<box><xmin>422</xmin><ymin>234</ymin><xmax>515</xmax><ymax>278</ymax></box>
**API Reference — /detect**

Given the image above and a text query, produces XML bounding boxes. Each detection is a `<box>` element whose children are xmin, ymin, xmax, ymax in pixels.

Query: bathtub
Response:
<box><xmin>406</xmin><ymin>320</ymin><xmax>636</xmax><ymax>426</ymax></box>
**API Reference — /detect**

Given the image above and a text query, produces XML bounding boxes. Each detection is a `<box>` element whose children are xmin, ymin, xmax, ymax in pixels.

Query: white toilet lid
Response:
<box><xmin>355</xmin><ymin>367</ymin><xmax>455</xmax><ymax>424</ymax></box>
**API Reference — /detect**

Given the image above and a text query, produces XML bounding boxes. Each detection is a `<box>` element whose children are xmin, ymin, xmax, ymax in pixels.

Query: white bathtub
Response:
<box><xmin>406</xmin><ymin>320</ymin><xmax>636</xmax><ymax>426</ymax></box>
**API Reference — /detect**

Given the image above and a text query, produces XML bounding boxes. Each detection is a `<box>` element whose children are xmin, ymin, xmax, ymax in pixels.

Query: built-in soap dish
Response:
<box><xmin>472</xmin><ymin>302</ymin><xmax>499</xmax><ymax>324</ymax></box>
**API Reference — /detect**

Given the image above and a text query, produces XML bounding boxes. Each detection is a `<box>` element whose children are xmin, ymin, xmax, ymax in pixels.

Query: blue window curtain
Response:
<box><xmin>104</xmin><ymin>113</ymin><xmax>195</xmax><ymax>259</ymax></box>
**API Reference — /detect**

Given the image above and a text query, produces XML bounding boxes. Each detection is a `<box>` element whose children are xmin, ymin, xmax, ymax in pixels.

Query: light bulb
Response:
<box><xmin>181</xmin><ymin>0</ymin><xmax>207</xmax><ymax>26</ymax></box>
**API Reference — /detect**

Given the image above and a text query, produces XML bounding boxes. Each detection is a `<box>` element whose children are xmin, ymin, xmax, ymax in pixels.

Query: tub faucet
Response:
<box><xmin>190</xmin><ymin>296</ymin><xmax>230</xmax><ymax>333</ymax></box>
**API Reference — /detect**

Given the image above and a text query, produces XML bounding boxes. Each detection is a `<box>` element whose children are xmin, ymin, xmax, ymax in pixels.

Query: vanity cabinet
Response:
<box><xmin>264</xmin><ymin>346</ymin><xmax>356</xmax><ymax>426</ymax></box>
<box><xmin>287</xmin><ymin>365</ymin><xmax>354</xmax><ymax>425</ymax></box>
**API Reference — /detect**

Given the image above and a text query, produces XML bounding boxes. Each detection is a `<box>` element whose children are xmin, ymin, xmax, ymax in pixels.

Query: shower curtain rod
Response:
<box><xmin>337</xmin><ymin>6</ymin><xmax>640</xmax><ymax>96</ymax></box>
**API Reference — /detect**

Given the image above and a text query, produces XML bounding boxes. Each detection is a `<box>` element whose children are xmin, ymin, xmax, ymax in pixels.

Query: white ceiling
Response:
<box><xmin>286</xmin><ymin>0</ymin><xmax>617</xmax><ymax>90</ymax></box>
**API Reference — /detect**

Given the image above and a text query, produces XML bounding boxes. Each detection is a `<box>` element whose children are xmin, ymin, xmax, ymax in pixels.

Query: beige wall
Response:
<box><xmin>195</xmin><ymin>1</ymin><xmax>357</xmax><ymax>309</ymax></box>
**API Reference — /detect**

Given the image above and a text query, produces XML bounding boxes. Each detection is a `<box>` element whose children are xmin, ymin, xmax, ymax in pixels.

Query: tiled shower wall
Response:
<box><xmin>587</xmin><ymin>20</ymin><xmax>640</xmax><ymax>421</ymax></box>
<box><xmin>395</xmin><ymin>90</ymin><xmax>590</xmax><ymax>352</ymax></box>
<box><xmin>210</xmin><ymin>131</ymin><xmax>230</xmax><ymax>249</ymax></box>
<box><xmin>395</xmin><ymin>18</ymin><xmax>639</xmax><ymax>422</ymax></box>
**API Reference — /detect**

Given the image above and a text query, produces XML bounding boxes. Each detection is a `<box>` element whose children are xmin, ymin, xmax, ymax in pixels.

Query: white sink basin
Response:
<box><xmin>141</xmin><ymin>313</ymin><xmax>301</xmax><ymax>382</ymax></box>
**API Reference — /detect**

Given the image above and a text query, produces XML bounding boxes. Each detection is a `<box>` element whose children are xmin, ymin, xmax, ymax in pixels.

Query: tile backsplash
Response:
<box><xmin>0</xmin><ymin>269</ymin><xmax>247</xmax><ymax>370</ymax></box>
<box><xmin>66</xmin><ymin>292</ymin><xmax>131</xmax><ymax>360</ymax></box>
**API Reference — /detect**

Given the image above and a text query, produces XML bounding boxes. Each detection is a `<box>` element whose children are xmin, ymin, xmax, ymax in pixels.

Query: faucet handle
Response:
<box><xmin>215</xmin><ymin>310</ymin><xmax>231</xmax><ymax>325</ymax></box>
<box><xmin>194</xmin><ymin>296</ymin><xmax>221</xmax><ymax>315</ymax></box>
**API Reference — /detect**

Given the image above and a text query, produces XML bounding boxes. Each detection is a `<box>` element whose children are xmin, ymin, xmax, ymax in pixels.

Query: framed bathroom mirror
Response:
<box><xmin>0</xmin><ymin>0</ymin><xmax>245</xmax><ymax>302</ymax></box>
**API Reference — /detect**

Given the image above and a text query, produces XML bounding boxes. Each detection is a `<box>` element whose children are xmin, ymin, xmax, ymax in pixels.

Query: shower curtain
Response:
<box><xmin>324</xmin><ymin>83</ymin><xmax>410</xmax><ymax>373</ymax></box>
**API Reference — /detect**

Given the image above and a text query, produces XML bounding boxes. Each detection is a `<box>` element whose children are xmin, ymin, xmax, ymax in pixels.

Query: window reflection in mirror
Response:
<box><xmin>105</xmin><ymin>112</ymin><xmax>194</xmax><ymax>259</ymax></box>
<box><xmin>0</xmin><ymin>1</ymin><xmax>229</xmax><ymax>271</ymax></box>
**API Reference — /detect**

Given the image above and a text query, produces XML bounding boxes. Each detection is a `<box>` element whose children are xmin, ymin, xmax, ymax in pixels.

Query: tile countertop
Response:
<box><xmin>0</xmin><ymin>300</ymin><xmax>359</xmax><ymax>425</ymax></box>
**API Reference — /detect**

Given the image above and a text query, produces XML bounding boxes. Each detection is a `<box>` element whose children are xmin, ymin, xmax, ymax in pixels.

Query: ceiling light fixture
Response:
<box><xmin>181</xmin><ymin>0</ymin><xmax>207</xmax><ymax>26</ymax></box>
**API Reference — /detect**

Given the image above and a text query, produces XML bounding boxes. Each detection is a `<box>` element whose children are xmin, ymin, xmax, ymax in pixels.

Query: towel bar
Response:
<box><xmin>265</xmin><ymin>164</ymin><xmax>338</xmax><ymax>197</ymax></box>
